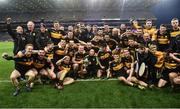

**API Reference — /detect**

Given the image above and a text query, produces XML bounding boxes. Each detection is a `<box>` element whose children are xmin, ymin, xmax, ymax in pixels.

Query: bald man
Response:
<box><xmin>25</xmin><ymin>21</ymin><xmax>38</xmax><ymax>49</ymax></box>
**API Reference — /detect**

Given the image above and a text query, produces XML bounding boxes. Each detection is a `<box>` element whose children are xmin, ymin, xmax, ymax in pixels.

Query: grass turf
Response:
<box><xmin>0</xmin><ymin>42</ymin><xmax>180</xmax><ymax>108</ymax></box>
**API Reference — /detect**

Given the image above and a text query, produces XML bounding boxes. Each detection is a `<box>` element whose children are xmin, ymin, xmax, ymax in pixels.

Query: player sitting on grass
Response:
<box><xmin>2</xmin><ymin>44</ymin><xmax>37</xmax><ymax>96</ymax></box>
<box><xmin>121</xmin><ymin>49</ymin><xmax>148</xmax><ymax>89</ymax></box>
<box><xmin>56</xmin><ymin>55</ymin><xmax>75</xmax><ymax>90</ymax></box>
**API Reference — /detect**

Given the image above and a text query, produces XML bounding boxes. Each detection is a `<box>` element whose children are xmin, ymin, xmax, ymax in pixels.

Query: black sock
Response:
<box><xmin>59</xmin><ymin>80</ymin><xmax>63</xmax><ymax>86</ymax></box>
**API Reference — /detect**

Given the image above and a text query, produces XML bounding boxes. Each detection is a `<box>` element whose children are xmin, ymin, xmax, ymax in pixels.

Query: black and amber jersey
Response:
<box><xmin>122</xmin><ymin>55</ymin><xmax>134</xmax><ymax>69</ymax></box>
<box><xmin>169</xmin><ymin>28</ymin><xmax>180</xmax><ymax>38</ymax></box>
<box><xmin>110</xmin><ymin>60</ymin><xmax>124</xmax><ymax>71</ymax></box>
<box><xmin>33</xmin><ymin>54</ymin><xmax>51</xmax><ymax>70</ymax></box>
<box><xmin>153</xmin><ymin>51</ymin><xmax>165</xmax><ymax>68</ymax></box>
<box><xmin>13</xmin><ymin>54</ymin><xmax>33</xmax><ymax>67</ymax></box>
<box><xmin>164</xmin><ymin>55</ymin><xmax>178</xmax><ymax>69</ymax></box>
<box><xmin>155</xmin><ymin>30</ymin><xmax>171</xmax><ymax>45</ymax></box>
<box><xmin>143</xmin><ymin>26</ymin><xmax>156</xmax><ymax>37</ymax></box>
<box><xmin>74</xmin><ymin>52</ymin><xmax>87</xmax><ymax>61</ymax></box>
<box><xmin>53</xmin><ymin>46</ymin><xmax>67</xmax><ymax>67</ymax></box>
<box><xmin>98</xmin><ymin>50</ymin><xmax>112</xmax><ymax>66</ymax></box>
<box><xmin>45</xmin><ymin>49</ymin><xmax>54</xmax><ymax>60</ymax></box>
<box><xmin>58</xmin><ymin>61</ymin><xmax>73</xmax><ymax>72</ymax></box>
<box><xmin>53</xmin><ymin>46</ymin><xmax>67</xmax><ymax>60</ymax></box>
<box><xmin>49</xmin><ymin>29</ymin><xmax>65</xmax><ymax>45</ymax></box>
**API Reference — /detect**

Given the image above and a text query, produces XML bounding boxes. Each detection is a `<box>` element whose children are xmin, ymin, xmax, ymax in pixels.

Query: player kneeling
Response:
<box><xmin>158</xmin><ymin>52</ymin><xmax>180</xmax><ymax>88</ymax></box>
<box><xmin>32</xmin><ymin>49</ymin><xmax>56</xmax><ymax>85</ymax></box>
<box><xmin>2</xmin><ymin>44</ymin><xmax>37</xmax><ymax>96</ymax></box>
<box><xmin>56</xmin><ymin>56</ymin><xmax>75</xmax><ymax>90</ymax></box>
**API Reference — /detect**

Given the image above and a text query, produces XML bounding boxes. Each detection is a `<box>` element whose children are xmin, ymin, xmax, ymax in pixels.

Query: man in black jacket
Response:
<box><xmin>6</xmin><ymin>18</ymin><xmax>32</xmax><ymax>55</ymax></box>
<box><xmin>36</xmin><ymin>24</ymin><xmax>51</xmax><ymax>50</ymax></box>
<box><xmin>25</xmin><ymin>21</ymin><xmax>38</xmax><ymax>49</ymax></box>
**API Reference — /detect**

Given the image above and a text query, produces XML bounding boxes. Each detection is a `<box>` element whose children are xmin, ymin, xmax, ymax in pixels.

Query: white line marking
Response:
<box><xmin>0</xmin><ymin>80</ymin><xmax>11</xmax><ymax>82</ymax></box>
<box><xmin>0</xmin><ymin>78</ymin><xmax>118</xmax><ymax>83</ymax></box>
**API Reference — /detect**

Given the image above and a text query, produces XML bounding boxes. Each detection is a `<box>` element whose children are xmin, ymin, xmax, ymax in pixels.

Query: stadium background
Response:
<box><xmin>0</xmin><ymin>0</ymin><xmax>180</xmax><ymax>108</ymax></box>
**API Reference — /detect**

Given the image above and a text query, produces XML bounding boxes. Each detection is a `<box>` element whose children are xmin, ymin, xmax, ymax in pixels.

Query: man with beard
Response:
<box><xmin>32</xmin><ymin>49</ymin><xmax>56</xmax><ymax>85</ymax></box>
<box><xmin>169</xmin><ymin>18</ymin><xmax>180</xmax><ymax>52</ymax></box>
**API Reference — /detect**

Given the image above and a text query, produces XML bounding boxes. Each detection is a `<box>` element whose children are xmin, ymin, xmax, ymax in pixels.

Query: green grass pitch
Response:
<box><xmin>0</xmin><ymin>42</ymin><xmax>180</xmax><ymax>108</ymax></box>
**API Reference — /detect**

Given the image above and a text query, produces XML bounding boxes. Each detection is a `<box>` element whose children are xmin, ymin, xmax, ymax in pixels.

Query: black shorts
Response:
<box><xmin>161</xmin><ymin>68</ymin><xmax>179</xmax><ymax>81</ymax></box>
<box><xmin>86</xmin><ymin>65</ymin><xmax>98</xmax><ymax>74</ymax></box>
<box><xmin>65</xmin><ymin>70</ymin><xmax>74</xmax><ymax>78</ymax></box>
<box><xmin>57</xmin><ymin>69</ymin><xmax>74</xmax><ymax>78</ymax></box>
<box><xmin>112</xmin><ymin>69</ymin><xmax>128</xmax><ymax>78</ymax></box>
<box><xmin>34</xmin><ymin>66</ymin><xmax>50</xmax><ymax>73</ymax></box>
<box><xmin>157</xmin><ymin>44</ymin><xmax>169</xmax><ymax>52</ymax></box>
<box><xmin>15</xmin><ymin>63</ymin><xmax>32</xmax><ymax>78</ymax></box>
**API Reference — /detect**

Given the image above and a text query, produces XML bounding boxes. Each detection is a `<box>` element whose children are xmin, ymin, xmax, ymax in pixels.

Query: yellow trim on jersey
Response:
<box><xmin>33</xmin><ymin>63</ymin><xmax>45</xmax><ymax>69</ymax></box>
<box><xmin>165</xmin><ymin>62</ymin><xmax>177</xmax><ymax>69</ymax></box>
<box><xmin>154</xmin><ymin>51</ymin><xmax>164</xmax><ymax>68</ymax></box>
<box><xmin>47</xmin><ymin>54</ymin><xmax>53</xmax><ymax>60</ymax></box>
<box><xmin>170</xmin><ymin>31</ymin><xmax>180</xmax><ymax>37</ymax></box>
<box><xmin>61</xmin><ymin>67</ymin><xmax>71</xmax><ymax>72</ymax></box>
<box><xmin>18</xmin><ymin>61</ymin><xmax>33</xmax><ymax>66</ymax></box>
<box><xmin>55</xmin><ymin>50</ymin><xmax>65</xmax><ymax>55</ymax></box>
<box><xmin>143</xmin><ymin>28</ymin><xmax>156</xmax><ymax>36</ymax></box>
<box><xmin>113</xmin><ymin>63</ymin><xmax>124</xmax><ymax>71</ymax></box>
<box><xmin>157</xmin><ymin>38</ymin><xmax>169</xmax><ymax>44</ymax></box>
<box><xmin>125</xmin><ymin>62</ymin><xmax>131</xmax><ymax>69</ymax></box>
<box><xmin>101</xmin><ymin>53</ymin><xmax>110</xmax><ymax>59</ymax></box>
<box><xmin>51</xmin><ymin>32</ymin><xmax>63</xmax><ymax>39</ymax></box>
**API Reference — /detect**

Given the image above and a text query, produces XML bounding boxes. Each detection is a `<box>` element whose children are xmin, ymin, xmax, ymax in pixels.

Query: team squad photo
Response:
<box><xmin>0</xmin><ymin>0</ymin><xmax>180</xmax><ymax>108</ymax></box>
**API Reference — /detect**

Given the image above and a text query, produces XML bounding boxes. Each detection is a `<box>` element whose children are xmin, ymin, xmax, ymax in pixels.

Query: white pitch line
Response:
<box><xmin>0</xmin><ymin>78</ymin><xmax>118</xmax><ymax>83</ymax></box>
<box><xmin>0</xmin><ymin>80</ymin><xmax>11</xmax><ymax>82</ymax></box>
